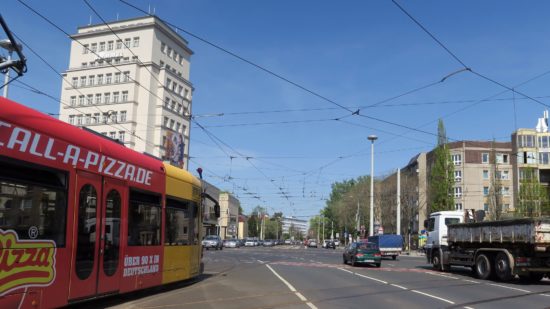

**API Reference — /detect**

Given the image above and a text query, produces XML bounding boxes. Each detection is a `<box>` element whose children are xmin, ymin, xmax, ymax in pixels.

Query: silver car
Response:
<box><xmin>202</xmin><ymin>235</ymin><xmax>223</xmax><ymax>250</ymax></box>
<box><xmin>224</xmin><ymin>239</ymin><xmax>240</xmax><ymax>248</ymax></box>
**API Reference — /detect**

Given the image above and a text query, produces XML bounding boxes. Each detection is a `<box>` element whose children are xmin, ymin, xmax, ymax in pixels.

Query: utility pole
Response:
<box><xmin>397</xmin><ymin>168</ymin><xmax>401</xmax><ymax>235</ymax></box>
<box><xmin>322</xmin><ymin>216</ymin><xmax>325</xmax><ymax>243</ymax></box>
<box><xmin>368</xmin><ymin>135</ymin><xmax>378</xmax><ymax>236</ymax></box>
<box><xmin>317</xmin><ymin>216</ymin><xmax>320</xmax><ymax>243</ymax></box>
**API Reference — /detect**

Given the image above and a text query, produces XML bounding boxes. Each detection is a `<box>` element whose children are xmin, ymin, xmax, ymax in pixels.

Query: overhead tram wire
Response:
<box><xmin>392</xmin><ymin>0</ymin><xmax>550</xmax><ymax>109</ymax></box>
<box><xmin>117</xmin><ymin>0</ymin><xmax>357</xmax><ymax>115</ymax></box>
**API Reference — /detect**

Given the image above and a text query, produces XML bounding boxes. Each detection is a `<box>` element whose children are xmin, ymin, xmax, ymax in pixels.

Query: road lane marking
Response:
<box><xmin>463</xmin><ymin>306</ymin><xmax>475</xmax><ymax>309</ymax></box>
<box><xmin>487</xmin><ymin>283</ymin><xmax>531</xmax><ymax>293</ymax></box>
<box><xmin>411</xmin><ymin>290</ymin><xmax>455</xmax><ymax>304</ymax></box>
<box><xmin>257</xmin><ymin>259</ymin><xmax>266</xmax><ymax>264</ymax></box>
<box><xmin>355</xmin><ymin>273</ymin><xmax>388</xmax><ymax>284</ymax></box>
<box><xmin>266</xmin><ymin>264</ymin><xmax>318</xmax><ymax>309</ymax></box>
<box><xmin>462</xmin><ymin>279</ymin><xmax>480</xmax><ymax>284</ymax></box>
<box><xmin>425</xmin><ymin>272</ymin><xmax>459</xmax><ymax>280</ymax></box>
<box><xmin>391</xmin><ymin>284</ymin><xmax>407</xmax><ymax>290</ymax></box>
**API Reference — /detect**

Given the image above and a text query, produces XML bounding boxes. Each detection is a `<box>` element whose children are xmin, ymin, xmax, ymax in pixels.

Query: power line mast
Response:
<box><xmin>0</xmin><ymin>14</ymin><xmax>27</xmax><ymax>97</ymax></box>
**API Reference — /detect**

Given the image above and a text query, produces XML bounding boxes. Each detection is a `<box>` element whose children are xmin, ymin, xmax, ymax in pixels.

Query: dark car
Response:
<box><xmin>343</xmin><ymin>242</ymin><xmax>381</xmax><ymax>267</ymax></box>
<box><xmin>202</xmin><ymin>235</ymin><xmax>223</xmax><ymax>250</ymax></box>
<box><xmin>324</xmin><ymin>240</ymin><xmax>336</xmax><ymax>249</ymax></box>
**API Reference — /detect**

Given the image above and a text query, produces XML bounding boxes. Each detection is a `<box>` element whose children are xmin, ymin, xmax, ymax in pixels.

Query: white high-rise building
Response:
<box><xmin>59</xmin><ymin>16</ymin><xmax>193</xmax><ymax>169</ymax></box>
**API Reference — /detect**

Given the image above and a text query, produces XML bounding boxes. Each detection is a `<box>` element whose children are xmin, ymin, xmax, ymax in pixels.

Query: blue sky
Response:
<box><xmin>3</xmin><ymin>1</ymin><xmax>550</xmax><ymax>219</ymax></box>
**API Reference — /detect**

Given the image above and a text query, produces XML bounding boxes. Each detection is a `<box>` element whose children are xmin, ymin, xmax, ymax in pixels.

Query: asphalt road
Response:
<box><xmin>86</xmin><ymin>245</ymin><xmax>550</xmax><ymax>309</ymax></box>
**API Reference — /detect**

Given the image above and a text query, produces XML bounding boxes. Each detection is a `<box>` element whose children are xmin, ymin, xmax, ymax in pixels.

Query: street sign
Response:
<box><xmin>336</xmin><ymin>232</ymin><xmax>339</xmax><ymax>238</ymax></box>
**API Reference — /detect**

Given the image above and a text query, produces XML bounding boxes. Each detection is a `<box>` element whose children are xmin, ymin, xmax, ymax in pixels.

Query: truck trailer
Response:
<box><xmin>368</xmin><ymin>234</ymin><xmax>403</xmax><ymax>260</ymax></box>
<box><xmin>425</xmin><ymin>210</ymin><xmax>550</xmax><ymax>282</ymax></box>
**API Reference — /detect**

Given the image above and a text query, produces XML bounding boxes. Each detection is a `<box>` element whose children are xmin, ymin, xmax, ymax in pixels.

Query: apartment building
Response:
<box><xmin>512</xmin><ymin>110</ymin><xmax>550</xmax><ymax>215</ymax></box>
<box><xmin>281</xmin><ymin>216</ymin><xmax>308</xmax><ymax>237</ymax></box>
<box><xmin>59</xmin><ymin>16</ymin><xmax>193</xmax><ymax>169</ymax></box>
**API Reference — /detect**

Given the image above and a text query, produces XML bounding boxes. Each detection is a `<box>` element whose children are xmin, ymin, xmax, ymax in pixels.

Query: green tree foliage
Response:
<box><xmin>517</xmin><ymin>167</ymin><xmax>550</xmax><ymax>217</ymax></box>
<box><xmin>487</xmin><ymin>140</ymin><xmax>503</xmax><ymax>220</ymax></box>
<box><xmin>429</xmin><ymin>119</ymin><xmax>454</xmax><ymax>213</ymax></box>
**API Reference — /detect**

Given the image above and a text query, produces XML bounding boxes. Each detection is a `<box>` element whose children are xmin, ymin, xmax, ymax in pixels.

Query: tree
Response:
<box><xmin>428</xmin><ymin>119</ymin><xmax>454</xmax><ymax>214</ymax></box>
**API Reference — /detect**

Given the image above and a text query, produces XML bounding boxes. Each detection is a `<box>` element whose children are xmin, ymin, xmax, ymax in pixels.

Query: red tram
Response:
<box><xmin>0</xmin><ymin>97</ymin><xmax>208</xmax><ymax>308</ymax></box>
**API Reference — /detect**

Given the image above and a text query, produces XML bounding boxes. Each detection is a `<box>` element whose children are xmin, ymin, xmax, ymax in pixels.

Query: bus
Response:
<box><xmin>0</xmin><ymin>97</ymin><xmax>217</xmax><ymax>308</ymax></box>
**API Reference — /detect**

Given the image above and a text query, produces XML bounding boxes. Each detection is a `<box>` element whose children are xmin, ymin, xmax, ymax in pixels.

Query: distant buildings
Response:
<box><xmin>281</xmin><ymin>216</ymin><xmax>308</xmax><ymax>238</ymax></box>
<box><xmin>59</xmin><ymin>16</ymin><xmax>193</xmax><ymax>169</ymax></box>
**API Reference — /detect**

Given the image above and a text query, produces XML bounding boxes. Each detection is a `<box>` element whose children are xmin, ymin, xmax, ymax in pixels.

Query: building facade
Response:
<box><xmin>219</xmin><ymin>192</ymin><xmax>240</xmax><ymax>240</ymax></box>
<box><xmin>238</xmin><ymin>215</ymin><xmax>248</xmax><ymax>239</ymax></box>
<box><xmin>281</xmin><ymin>216</ymin><xmax>308</xmax><ymax>239</ymax></box>
<box><xmin>202</xmin><ymin>180</ymin><xmax>220</xmax><ymax>237</ymax></box>
<box><xmin>59</xmin><ymin>16</ymin><xmax>193</xmax><ymax>169</ymax></box>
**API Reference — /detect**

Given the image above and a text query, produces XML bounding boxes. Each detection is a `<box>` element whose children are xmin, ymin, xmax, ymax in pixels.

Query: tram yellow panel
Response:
<box><xmin>162</xmin><ymin>245</ymin><xmax>201</xmax><ymax>284</ymax></box>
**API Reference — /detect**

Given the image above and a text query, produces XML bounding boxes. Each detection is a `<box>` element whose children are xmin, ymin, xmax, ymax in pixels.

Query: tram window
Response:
<box><xmin>0</xmin><ymin>158</ymin><xmax>67</xmax><ymax>247</ymax></box>
<box><xmin>128</xmin><ymin>190</ymin><xmax>161</xmax><ymax>246</ymax></box>
<box><xmin>165</xmin><ymin>197</ymin><xmax>191</xmax><ymax>245</ymax></box>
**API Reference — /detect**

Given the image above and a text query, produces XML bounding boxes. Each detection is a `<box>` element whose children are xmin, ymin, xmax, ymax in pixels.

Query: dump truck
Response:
<box><xmin>425</xmin><ymin>210</ymin><xmax>550</xmax><ymax>282</ymax></box>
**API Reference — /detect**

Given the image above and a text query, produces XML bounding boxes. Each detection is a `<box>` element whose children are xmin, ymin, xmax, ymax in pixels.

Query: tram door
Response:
<box><xmin>69</xmin><ymin>171</ymin><xmax>124</xmax><ymax>300</ymax></box>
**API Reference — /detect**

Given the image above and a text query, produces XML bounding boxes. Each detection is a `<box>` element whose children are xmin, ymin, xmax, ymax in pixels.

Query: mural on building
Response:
<box><xmin>164</xmin><ymin>131</ymin><xmax>184</xmax><ymax>168</ymax></box>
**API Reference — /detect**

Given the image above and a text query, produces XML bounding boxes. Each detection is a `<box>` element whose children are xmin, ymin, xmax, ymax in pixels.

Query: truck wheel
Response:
<box><xmin>494</xmin><ymin>252</ymin><xmax>513</xmax><ymax>282</ymax></box>
<box><xmin>475</xmin><ymin>254</ymin><xmax>493</xmax><ymax>280</ymax></box>
<box><xmin>432</xmin><ymin>252</ymin><xmax>441</xmax><ymax>270</ymax></box>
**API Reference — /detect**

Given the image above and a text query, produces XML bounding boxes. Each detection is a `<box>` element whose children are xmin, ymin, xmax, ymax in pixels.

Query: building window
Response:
<box><xmin>114</xmin><ymin>72</ymin><xmax>121</xmax><ymax>83</ymax></box>
<box><xmin>88</xmin><ymin>75</ymin><xmax>95</xmax><ymax>86</ymax></box>
<box><xmin>455</xmin><ymin>203</ymin><xmax>462</xmax><ymax>210</ymax></box>
<box><xmin>70</xmin><ymin>96</ymin><xmax>76</xmax><ymax>106</ymax></box>
<box><xmin>177</xmin><ymin>103</ymin><xmax>182</xmax><ymax>113</ymax></box>
<box><xmin>72</xmin><ymin>77</ymin><xmax>78</xmax><ymax>87</ymax></box>
<box><xmin>106</xmin><ymin>74</ymin><xmax>112</xmax><ymax>84</ymax></box>
<box><xmin>83</xmin><ymin>44</ymin><xmax>89</xmax><ymax>54</ymax></box>
<box><xmin>178</xmin><ymin>85</ymin><xmax>183</xmax><ymax>95</ymax></box>
<box><xmin>102</xmin><ymin>113</ymin><xmax>109</xmax><ymax>123</ymax></box>
<box><xmin>93</xmin><ymin>94</ymin><xmax>100</xmax><ymax>105</ymax></box>
<box><xmin>170</xmin><ymin>119</ymin><xmax>175</xmax><ymax>129</ymax></box>
<box><xmin>113</xmin><ymin>92</ymin><xmax>119</xmax><ymax>103</ymax></box>
<box><xmin>104</xmin><ymin>93</ymin><xmax>110</xmax><ymax>104</ymax></box>
<box><xmin>85</xmin><ymin>114</ymin><xmax>91</xmax><ymax>125</ymax></box>
<box><xmin>110</xmin><ymin>112</ymin><xmax>117</xmax><ymax>123</ymax></box>
<box><xmin>120</xmin><ymin>111</ymin><xmax>127</xmax><ymax>122</ymax></box>
<box><xmin>77</xmin><ymin>115</ymin><xmax>83</xmax><ymax>125</ymax></box>
<box><xmin>496</xmin><ymin>154</ymin><xmax>509</xmax><ymax>164</ymax></box>
<box><xmin>93</xmin><ymin>113</ymin><xmax>100</xmax><ymax>124</ymax></box>
<box><xmin>451</xmin><ymin>154</ymin><xmax>462</xmax><ymax>166</ymax></box>
<box><xmin>500</xmin><ymin>170</ymin><xmax>509</xmax><ymax>180</ymax></box>
<box><xmin>107</xmin><ymin>40</ymin><xmax>114</xmax><ymax>51</ymax></box>
<box><xmin>501</xmin><ymin>187</ymin><xmax>510</xmax><ymax>196</ymax></box>
<box><xmin>133</xmin><ymin>37</ymin><xmax>139</xmax><ymax>47</ymax></box>
<box><xmin>454</xmin><ymin>187</ymin><xmax>462</xmax><ymax>198</ymax></box>
<box><xmin>124</xmin><ymin>38</ymin><xmax>131</xmax><ymax>48</ymax></box>
<box><xmin>539</xmin><ymin>152</ymin><xmax>550</xmax><ymax>165</ymax></box>
<box><xmin>184</xmin><ymin>89</ymin><xmax>190</xmax><ymax>99</ymax></box>
<box><xmin>99</xmin><ymin>42</ymin><xmax>105</xmax><ymax>52</ymax></box>
<box><xmin>122</xmin><ymin>91</ymin><xmax>128</xmax><ymax>102</ymax></box>
<box><xmin>483</xmin><ymin>170</ymin><xmax>489</xmax><ymax>180</ymax></box>
<box><xmin>483</xmin><ymin>186</ymin><xmax>489</xmax><ymax>196</ymax></box>
<box><xmin>503</xmin><ymin>204</ymin><xmax>510</xmax><ymax>212</ymax></box>
<box><xmin>539</xmin><ymin>136</ymin><xmax>550</xmax><ymax>148</ymax></box>
<box><xmin>165</xmin><ymin>97</ymin><xmax>170</xmax><ymax>108</ymax></box>
<box><xmin>97</xmin><ymin>74</ymin><xmax>103</xmax><ymax>85</ymax></box>
<box><xmin>80</xmin><ymin>76</ymin><xmax>86</xmax><ymax>87</ymax></box>
<box><xmin>82</xmin><ymin>62</ymin><xmax>87</xmax><ymax>67</ymax></box>
<box><xmin>518</xmin><ymin>135</ymin><xmax>535</xmax><ymax>148</ymax></box>
<box><xmin>109</xmin><ymin>131</ymin><xmax>116</xmax><ymax>139</ymax></box>
<box><xmin>78</xmin><ymin>95</ymin><xmax>85</xmax><ymax>105</ymax></box>
<box><xmin>160</xmin><ymin>60</ymin><xmax>164</xmax><ymax>68</ymax></box>
<box><xmin>91</xmin><ymin>43</ymin><xmax>97</xmax><ymax>53</ymax></box>
<box><xmin>167</xmin><ymin>47</ymin><xmax>172</xmax><ymax>58</ymax></box>
<box><xmin>175</xmin><ymin>123</ymin><xmax>180</xmax><ymax>132</ymax></box>
<box><xmin>482</xmin><ymin>153</ymin><xmax>489</xmax><ymax>163</ymax></box>
<box><xmin>454</xmin><ymin>170</ymin><xmax>462</xmax><ymax>182</ymax></box>
<box><xmin>123</xmin><ymin>71</ymin><xmax>130</xmax><ymax>82</ymax></box>
<box><xmin>118</xmin><ymin>131</ymin><xmax>125</xmax><ymax>142</ymax></box>
<box><xmin>166</xmin><ymin>78</ymin><xmax>171</xmax><ymax>89</ymax></box>
<box><xmin>161</xmin><ymin>42</ymin><xmax>166</xmax><ymax>53</ymax></box>
<box><xmin>68</xmin><ymin>115</ymin><xmax>75</xmax><ymax>125</ymax></box>
<box><xmin>484</xmin><ymin>203</ymin><xmax>489</xmax><ymax>211</ymax></box>
<box><xmin>164</xmin><ymin>117</ymin><xmax>169</xmax><ymax>127</ymax></box>
<box><xmin>170</xmin><ymin>100</ymin><xmax>176</xmax><ymax>111</ymax></box>
<box><xmin>86</xmin><ymin>95</ymin><xmax>93</xmax><ymax>105</ymax></box>
<box><xmin>116</xmin><ymin>40</ymin><xmax>122</xmax><ymax>49</ymax></box>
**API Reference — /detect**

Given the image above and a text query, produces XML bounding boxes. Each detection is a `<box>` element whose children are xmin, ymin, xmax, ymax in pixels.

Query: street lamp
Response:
<box><xmin>0</xmin><ymin>39</ymin><xmax>22</xmax><ymax>98</ymax></box>
<box><xmin>368</xmin><ymin>135</ymin><xmax>378</xmax><ymax>237</ymax></box>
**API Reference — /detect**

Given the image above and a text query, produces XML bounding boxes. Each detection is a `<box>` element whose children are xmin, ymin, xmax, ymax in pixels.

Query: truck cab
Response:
<box><xmin>425</xmin><ymin>211</ymin><xmax>463</xmax><ymax>249</ymax></box>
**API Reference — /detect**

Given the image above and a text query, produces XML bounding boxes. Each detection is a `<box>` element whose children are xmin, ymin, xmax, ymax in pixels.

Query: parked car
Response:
<box><xmin>223</xmin><ymin>239</ymin><xmax>240</xmax><ymax>248</ymax></box>
<box><xmin>343</xmin><ymin>242</ymin><xmax>381</xmax><ymax>267</ymax></box>
<box><xmin>307</xmin><ymin>239</ymin><xmax>318</xmax><ymax>248</ymax></box>
<box><xmin>284</xmin><ymin>239</ymin><xmax>292</xmax><ymax>245</ymax></box>
<box><xmin>334</xmin><ymin>239</ymin><xmax>340</xmax><ymax>247</ymax></box>
<box><xmin>263</xmin><ymin>239</ymin><xmax>275</xmax><ymax>246</ymax></box>
<box><xmin>244</xmin><ymin>238</ymin><xmax>255</xmax><ymax>247</ymax></box>
<box><xmin>202</xmin><ymin>235</ymin><xmax>223</xmax><ymax>250</ymax></box>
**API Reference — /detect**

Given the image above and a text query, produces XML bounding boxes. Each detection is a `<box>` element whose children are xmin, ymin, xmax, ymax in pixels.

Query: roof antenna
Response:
<box><xmin>153</xmin><ymin>7</ymin><xmax>156</xmax><ymax>15</ymax></box>
<box><xmin>88</xmin><ymin>15</ymin><xmax>92</xmax><ymax>25</ymax></box>
<box><xmin>148</xmin><ymin>4</ymin><xmax>151</xmax><ymax>14</ymax></box>
<box><xmin>116</xmin><ymin>13</ymin><xmax>119</xmax><ymax>21</ymax></box>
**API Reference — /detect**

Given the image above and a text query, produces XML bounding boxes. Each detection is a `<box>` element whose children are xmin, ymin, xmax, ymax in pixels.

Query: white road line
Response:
<box><xmin>488</xmin><ymin>283</ymin><xmax>531</xmax><ymax>293</ymax></box>
<box><xmin>426</xmin><ymin>272</ymin><xmax>459</xmax><ymax>280</ymax></box>
<box><xmin>339</xmin><ymin>268</ymin><xmax>354</xmax><ymax>274</ymax></box>
<box><xmin>464</xmin><ymin>306</ymin><xmax>475</xmax><ymax>309</ymax></box>
<box><xmin>411</xmin><ymin>290</ymin><xmax>455</xmax><ymax>304</ymax></box>
<box><xmin>387</xmin><ymin>263</ymin><xmax>395</xmax><ymax>266</ymax></box>
<box><xmin>257</xmin><ymin>259</ymin><xmax>265</xmax><ymax>264</ymax></box>
<box><xmin>462</xmin><ymin>279</ymin><xmax>480</xmax><ymax>284</ymax></box>
<box><xmin>266</xmin><ymin>264</ymin><xmax>318</xmax><ymax>309</ymax></box>
<box><xmin>540</xmin><ymin>294</ymin><xmax>550</xmax><ymax>297</ymax></box>
<box><xmin>390</xmin><ymin>284</ymin><xmax>408</xmax><ymax>290</ymax></box>
<box><xmin>355</xmin><ymin>273</ymin><xmax>388</xmax><ymax>284</ymax></box>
